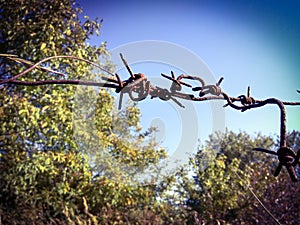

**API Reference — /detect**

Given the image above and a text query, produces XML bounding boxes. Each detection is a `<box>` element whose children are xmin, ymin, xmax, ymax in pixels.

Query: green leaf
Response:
<box><xmin>40</xmin><ymin>42</ymin><xmax>47</xmax><ymax>50</ymax></box>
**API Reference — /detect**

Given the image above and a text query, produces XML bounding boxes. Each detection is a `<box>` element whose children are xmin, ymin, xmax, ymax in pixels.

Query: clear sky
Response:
<box><xmin>77</xmin><ymin>0</ymin><xmax>300</xmax><ymax>159</ymax></box>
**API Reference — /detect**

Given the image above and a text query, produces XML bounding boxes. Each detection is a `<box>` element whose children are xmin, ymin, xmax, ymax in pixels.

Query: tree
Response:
<box><xmin>0</xmin><ymin>0</ymin><xmax>171</xmax><ymax>223</ymax></box>
<box><xmin>173</xmin><ymin>130</ymin><xmax>300</xmax><ymax>224</ymax></box>
<box><xmin>174</xmin><ymin>131</ymin><xmax>278</xmax><ymax>224</ymax></box>
<box><xmin>1</xmin><ymin>1</ymin><xmax>299</xmax><ymax>224</ymax></box>
<box><xmin>248</xmin><ymin>130</ymin><xmax>300</xmax><ymax>225</ymax></box>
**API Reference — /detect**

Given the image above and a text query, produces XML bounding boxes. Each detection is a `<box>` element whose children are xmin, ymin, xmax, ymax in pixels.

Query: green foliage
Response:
<box><xmin>174</xmin><ymin>131</ymin><xmax>280</xmax><ymax>224</ymax></box>
<box><xmin>1</xmin><ymin>1</ymin><xmax>299</xmax><ymax>224</ymax></box>
<box><xmin>73</xmin><ymin>86</ymin><xmax>167</xmax><ymax>181</ymax></box>
<box><xmin>0</xmin><ymin>0</ymin><xmax>108</xmax><ymax>157</ymax></box>
<box><xmin>206</xmin><ymin>130</ymin><xmax>275</xmax><ymax>167</ymax></box>
<box><xmin>0</xmin><ymin>0</ymin><xmax>173</xmax><ymax>224</ymax></box>
<box><xmin>177</xmin><ymin>152</ymin><xmax>252</xmax><ymax>224</ymax></box>
<box><xmin>247</xmin><ymin>131</ymin><xmax>300</xmax><ymax>225</ymax></box>
<box><xmin>0</xmin><ymin>150</ymin><xmax>92</xmax><ymax>223</ymax></box>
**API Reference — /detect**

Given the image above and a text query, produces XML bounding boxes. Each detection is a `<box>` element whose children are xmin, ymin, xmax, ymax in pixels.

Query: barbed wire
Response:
<box><xmin>1</xmin><ymin>53</ymin><xmax>300</xmax><ymax>182</ymax></box>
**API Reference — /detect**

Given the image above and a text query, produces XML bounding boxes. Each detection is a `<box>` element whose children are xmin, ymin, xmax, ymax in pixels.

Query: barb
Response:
<box><xmin>1</xmin><ymin>53</ymin><xmax>300</xmax><ymax>181</ymax></box>
<box><xmin>120</xmin><ymin>53</ymin><xmax>135</xmax><ymax>78</ymax></box>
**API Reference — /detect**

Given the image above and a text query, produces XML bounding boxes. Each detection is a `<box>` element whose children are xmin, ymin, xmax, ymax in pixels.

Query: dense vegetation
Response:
<box><xmin>0</xmin><ymin>0</ymin><xmax>299</xmax><ymax>224</ymax></box>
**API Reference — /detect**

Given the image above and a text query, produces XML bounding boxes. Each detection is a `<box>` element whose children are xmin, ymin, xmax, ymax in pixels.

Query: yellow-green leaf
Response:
<box><xmin>40</xmin><ymin>43</ymin><xmax>47</xmax><ymax>50</ymax></box>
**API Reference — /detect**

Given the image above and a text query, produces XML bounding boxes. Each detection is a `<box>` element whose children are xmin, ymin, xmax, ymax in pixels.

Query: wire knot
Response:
<box><xmin>275</xmin><ymin>147</ymin><xmax>300</xmax><ymax>182</ymax></box>
<box><xmin>238</xmin><ymin>95</ymin><xmax>255</xmax><ymax>106</ymax></box>
<box><xmin>277</xmin><ymin>147</ymin><xmax>295</xmax><ymax>166</ymax></box>
<box><xmin>193</xmin><ymin>77</ymin><xmax>224</xmax><ymax>97</ymax></box>
<box><xmin>209</xmin><ymin>85</ymin><xmax>222</xmax><ymax>96</ymax></box>
<box><xmin>125</xmin><ymin>73</ymin><xmax>150</xmax><ymax>101</ymax></box>
<box><xmin>157</xmin><ymin>88</ymin><xmax>172</xmax><ymax>101</ymax></box>
<box><xmin>253</xmin><ymin>146</ymin><xmax>300</xmax><ymax>182</ymax></box>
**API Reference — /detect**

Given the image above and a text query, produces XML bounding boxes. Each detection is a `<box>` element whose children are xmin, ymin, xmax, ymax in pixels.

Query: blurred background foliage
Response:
<box><xmin>0</xmin><ymin>0</ymin><xmax>299</xmax><ymax>224</ymax></box>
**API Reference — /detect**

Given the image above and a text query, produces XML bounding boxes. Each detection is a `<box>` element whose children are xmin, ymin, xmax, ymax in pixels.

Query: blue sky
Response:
<box><xmin>77</xmin><ymin>0</ymin><xmax>300</xmax><ymax>155</ymax></box>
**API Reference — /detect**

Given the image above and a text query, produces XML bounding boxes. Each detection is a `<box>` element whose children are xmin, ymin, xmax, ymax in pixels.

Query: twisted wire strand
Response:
<box><xmin>1</xmin><ymin>53</ymin><xmax>300</xmax><ymax>181</ymax></box>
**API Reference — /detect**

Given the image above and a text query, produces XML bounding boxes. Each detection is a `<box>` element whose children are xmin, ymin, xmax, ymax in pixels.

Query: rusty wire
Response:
<box><xmin>1</xmin><ymin>53</ymin><xmax>300</xmax><ymax>181</ymax></box>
